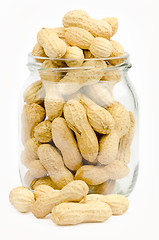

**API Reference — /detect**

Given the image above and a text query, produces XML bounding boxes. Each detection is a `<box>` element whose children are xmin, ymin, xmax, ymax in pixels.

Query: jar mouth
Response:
<box><xmin>28</xmin><ymin>52</ymin><xmax>131</xmax><ymax>71</ymax></box>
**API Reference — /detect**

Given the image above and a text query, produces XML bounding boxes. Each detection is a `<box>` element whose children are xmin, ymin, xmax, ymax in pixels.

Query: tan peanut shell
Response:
<box><xmin>89</xmin><ymin>37</ymin><xmax>113</xmax><ymax>58</ymax></box>
<box><xmin>117</xmin><ymin>111</ymin><xmax>135</xmax><ymax>164</ymax></box>
<box><xmin>21</xmin><ymin>103</ymin><xmax>46</xmax><ymax>144</ymax></box>
<box><xmin>34</xmin><ymin>120</ymin><xmax>52</xmax><ymax>143</ymax></box>
<box><xmin>32</xmin><ymin>43</ymin><xmax>47</xmax><ymax>62</ymax></box>
<box><xmin>63</xmin><ymin>10</ymin><xmax>112</xmax><ymax>39</ymax></box>
<box><xmin>24</xmin><ymin>138</ymin><xmax>41</xmax><ymax>160</ymax></box>
<box><xmin>65</xmin><ymin>27</ymin><xmax>94</xmax><ymax>49</ymax></box>
<box><xmin>88</xmin><ymin>180</ymin><xmax>116</xmax><ymax>195</ymax></box>
<box><xmin>75</xmin><ymin>160</ymin><xmax>129</xmax><ymax>185</ymax></box>
<box><xmin>40</xmin><ymin>60</ymin><xmax>61</xmax><ymax>82</ymax></box>
<box><xmin>33</xmin><ymin>185</ymin><xmax>57</xmax><ymax>200</ymax></box>
<box><xmin>84</xmin><ymin>194</ymin><xmax>129</xmax><ymax>215</ymax></box>
<box><xmin>38</xmin><ymin>144</ymin><xmax>74</xmax><ymax>189</ymax></box>
<box><xmin>32</xmin><ymin>180</ymin><xmax>89</xmax><ymax>218</ymax></box>
<box><xmin>97</xmin><ymin>130</ymin><xmax>120</xmax><ymax>165</ymax></box>
<box><xmin>79</xmin><ymin>94</ymin><xmax>115</xmax><ymax>134</ymax></box>
<box><xmin>52</xmin><ymin>117</ymin><xmax>82</xmax><ymax>171</ymax></box>
<box><xmin>30</xmin><ymin>176</ymin><xmax>58</xmax><ymax>190</ymax></box>
<box><xmin>37</xmin><ymin>28</ymin><xmax>67</xmax><ymax>58</ymax></box>
<box><xmin>107</xmin><ymin>101</ymin><xmax>130</xmax><ymax>137</ymax></box>
<box><xmin>23</xmin><ymin>80</ymin><xmax>45</xmax><ymax>104</ymax></box>
<box><xmin>51</xmin><ymin>200</ymin><xmax>112</xmax><ymax>225</ymax></box>
<box><xmin>27</xmin><ymin>160</ymin><xmax>47</xmax><ymax>178</ymax></box>
<box><xmin>9</xmin><ymin>186</ymin><xmax>34</xmax><ymax>213</ymax></box>
<box><xmin>83</xmin><ymin>82</ymin><xmax>114</xmax><ymax>108</ymax></box>
<box><xmin>63</xmin><ymin>99</ymin><xmax>99</xmax><ymax>163</ymax></box>
<box><xmin>109</xmin><ymin>40</ymin><xmax>125</xmax><ymax>65</ymax></box>
<box><xmin>64</xmin><ymin>46</ymin><xmax>84</xmax><ymax>67</ymax></box>
<box><xmin>102</xmin><ymin>65</ymin><xmax>122</xmax><ymax>82</ymax></box>
<box><xmin>59</xmin><ymin>60</ymin><xmax>107</xmax><ymax>96</ymax></box>
<box><xmin>43</xmin><ymin>81</ymin><xmax>65</xmax><ymax>121</ymax></box>
<box><xmin>102</xmin><ymin>17</ymin><xmax>118</xmax><ymax>36</ymax></box>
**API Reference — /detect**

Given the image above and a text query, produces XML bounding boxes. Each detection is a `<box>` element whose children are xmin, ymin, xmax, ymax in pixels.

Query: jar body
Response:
<box><xmin>19</xmin><ymin>56</ymin><xmax>139</xmax><ymax>196</ymax></box>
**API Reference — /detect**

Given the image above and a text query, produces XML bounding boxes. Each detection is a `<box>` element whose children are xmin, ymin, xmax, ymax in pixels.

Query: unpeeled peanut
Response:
<box><xmin>43</xmin><ymin>81</ymin><xmax>65</xmax><ymax>121</ymax></box>
<box><xmin>117</xmin><ymin>111</ymin><xmax>135</xmax><ymax>164</ymax></box>
<box><xmin>75</xmin><ymin>160</ymin><xmax>129</xmax><ymax>185</ymax></box>
<box><xmin>37</xmin><ymin>28</ymin><xmax>67</xmax><ymax>58</ymax></box>
<box><xmin>38</xmin><ymin>144</ymin><xmax>74</xmax><ymax>189</ymax></box>
<box><xmin>79</xmin><ymin>94</ymin><xmax>115</xmax><ymax>134</ymax></box>
<box><xmin>63</xmin><ymin>10</ymin><xmax>112</xmax><ymax>39</ymax></box>
<box><xmin>64</xmin><ymin>46</ymin><xmax>84</xmax><ymax>67</ymax></box>
<box><xmin>89</xmin><ymin>37</ymin><xmax>113</xmax><ymax>58</ymax></box>
<box><xmin>23</xmin><ymin>80</ymin><xmax>45</xmax><ymax>105</ymax></box>
<box><xmin>21</xmin><ymin>103</ymin><xmax>46</xmax><ymax>144</ymax></box>
<box><xmin>40</xmin><ymin>60</ymin><xmax>61</xmax><ymax>82</ymax></box>
<box><xmin>63</xmin><ymin>99</ymin><xmax>99</xmax><ymax>163</ymax></box>
<box><xmin>32</xmin><ymin>43</ymin><xmax>47</xmax><ymax>62</ymax></box>
<box><xmin>102</xmin><ymin>17</ymin><xmax>118</xmax><ymax>36</ymax></box>
<box><xmin>83</xmin><ymin>194</ymin><xmax>129</xmax><ymax>215</ymax></box>
<box><xmin>88</xmin><ymin>180</ymin><xmax>116</xmax><ymax>195</ymax></box>
<box><xmin>32</xmin><ymin>180</ymin><xmax>89</xmax><ymax>218</ymax></box>
<box><xmin>65</xmin><ymin>27</ymin><xmax>94</xmax><ymax>49</ymax></box>
<box><xmin>52</xmin><ymin>117</ymin><xmax>82</xmax><ymax>171</ymax></box>
<box><xmin>51</xmin><ymin>200</ymin><xmax>112</xmax><ymax>225</ymax></box>
<box><xmin>109</xmin><ymin>40</ymin><xmax>125</xmax><ymax>65</ymax></box>
<box><xmin>33</xmin><ymin>185</ymin><xmax>57</xmax><ymax>200</ymax></box>
<box><xmin>33</xmin><ymin>120</ymin><xmax>52</xmax><ymax>143</ymax></box>
<box><xmin>9</xmin><ymin>186</ymin><xmax>34</xmax><ymax>213</ymax></box>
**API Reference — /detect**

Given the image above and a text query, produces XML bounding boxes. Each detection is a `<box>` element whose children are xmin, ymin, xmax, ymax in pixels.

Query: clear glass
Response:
<box><xmin>19</xmin><ymin>53</ymin><xmax>139</xmax><ymax>196</ymax></box>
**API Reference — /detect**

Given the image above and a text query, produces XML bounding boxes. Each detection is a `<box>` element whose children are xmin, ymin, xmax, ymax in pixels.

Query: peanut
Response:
<box><xmin>51</xmin><ymin>200</ymin><xmax>112</xmax><ymax>225</ymax></box>
<box><xmin>23</xmin><ymin>80</ymin><xmax>45</xmax><ymax>104</ymax></box>
<box><xmin>63</xmin><ymin>10</ymin><xmax>112</xmax><ymax>39</ymax></box>
<box><xmin>34</xmin><ymin>120</ymin><xmax>52</xmax><ymax>143</ymax></box>
<box><xmin>38</xmin><ymin>144</ymin><xmax>74</xmax><ymax>189</ymax></box>
<box><xmin>52</xmin><ymin>117</ymin><xmax>82</xmax><ymax>171</ymax></box>
<box><xmin>83</xmin><ymin>82</ymin><xmax>114</xmax><ymax>107</ymax></box>
<box><xmin>102</xmin><ymin>17</ymin><xmax>118</xmax><ymax>36</ymax></box>
<box><xmin>63</xmin><ymin>99</ymin><xmax>99</xmax><ymax>163</ymax></box>
<box><xmin>109</xmin><ymin>40</ymin><xmax>125</xmax><ymax>65</ymax></box>
<box><xmin>40</xmin><ymin>60</ymin><xmax>61</xmax><ymax>82</ymax></box>
<box><xmin>117</xmin><ymin>111</ymin><xmax>135</xmax><ymax>164</ymax></box>
<box><xmin>21</xmin><ymin>103</ymin><xmax>46</xmax><ymax>144</ymax></box>
<box><xmin>83</xmin><ymin>194</ymin><xmax>129</xmax><ymax>215</ymax></box>
<box><xmin>97</xmin><ymin>130</ymin><xmax>120</xmax><ymax>165</ymax></box>
<box><xmin>64</xmin><ymin>46</ymin><xmax>84</xmax><ymax>67</ymax></box>
<box><xmin>32</xmin><ymin>180</ymin><xmax>89</xmax><ymax>218</ymax></box>
<box><xmin>30</xmin><ymin>176</ymin><xmax>58</xmax><ymax>190</ymax></box>
<box><xmin>107</xmin><ymin>101</ymin><xmax>130</xmax><ymax>137</ymax></box>
<box><xmin>89</xmin><ymin>37</ymin><xmax>113</xmax><ymax>58</ymax></box>
<box><xmin>32</xmin><ymin>43</ymin><xmax>47</xmax><ymax>62</ymax></box>
<box><xmin>88</xmin><ymin>180</ymin><xmax>116</xmax><ymax>195</ymax></box>
<box><xmin>27</xmin><ymin>160</ymin><xmax>47</xmax><ymax>178</ymax></box>
<box><xmin>43</xmin><ymin>81</ymin><xmax>65</xmax><ymax>121</ymax></box>
<box><xmin>79</xmin><ymin>93</ymin><xmax>115</xmax><ymax>134</ymax></box>
<box><xmin>75</xmin><ymin>160</ymin><xmax>129</xmax><ymax>185</ymax></box>
<box><xmin>37</xmin><ymin>28</ymin><xmax>67</xmax><ymax>58</ymax></box>
<box><xmin>9</xmin><ymin>186</ymin><xmax>34</xmax><ymax>213</ymax></box>
<box><xmin>65</xmin><ymin>27</ymin><xmax>94</xmax><ymax>49</ymax></box>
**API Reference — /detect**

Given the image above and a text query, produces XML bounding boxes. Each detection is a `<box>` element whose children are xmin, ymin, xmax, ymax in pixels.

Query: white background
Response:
<box><xmin>0</xmin><ymin>0</ymin><xmax>159</xmax><ymax>239</ymax></box>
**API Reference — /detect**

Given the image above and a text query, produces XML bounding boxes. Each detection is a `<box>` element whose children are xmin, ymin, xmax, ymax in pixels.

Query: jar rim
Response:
<box><xmin>28</xmin><ymin>52</ymin><xmax>131</xmax><ymax>71</ymax></box>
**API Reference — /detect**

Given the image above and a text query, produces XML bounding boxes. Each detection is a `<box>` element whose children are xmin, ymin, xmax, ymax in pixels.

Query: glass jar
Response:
<box><xmin>19</xmin><ymin>53</ymin><xmax>139</xmax><ymax>196</ymax></box>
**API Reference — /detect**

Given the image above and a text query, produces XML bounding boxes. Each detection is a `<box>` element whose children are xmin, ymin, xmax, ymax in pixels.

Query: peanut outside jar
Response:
<box><xmin>19</xmin><ymin>53</ymin><xmax>139</xmax><ymax>196</ymax></box>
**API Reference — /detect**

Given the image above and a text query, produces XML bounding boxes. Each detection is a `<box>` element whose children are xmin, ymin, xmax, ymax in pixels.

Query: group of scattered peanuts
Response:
<box><xmin>10</xmin><ymin>9</ymin><xmax>135</xmax><ymax>225</ymax></box>
<box><xmin>9</xmin><ymin>181</ymin><xmax>129</xmax><ymax>225</ymax></box>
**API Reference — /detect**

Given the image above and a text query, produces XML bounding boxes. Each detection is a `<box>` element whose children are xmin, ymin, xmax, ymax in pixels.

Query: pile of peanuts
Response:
<box><xmin>10</xmin><ymin>9</ymin><xmax>135</xmax><ymax>225</ymax></box>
